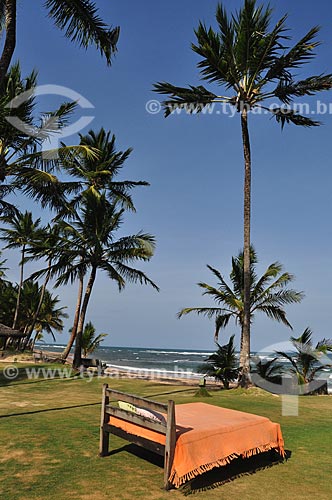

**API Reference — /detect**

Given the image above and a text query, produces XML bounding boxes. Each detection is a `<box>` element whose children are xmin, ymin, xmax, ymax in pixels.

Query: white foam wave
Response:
<box><xmin>105</xmin><ymin>363</ymin><xmax>200</xmax><ymax>378</ymax></box>
<box><xmin>146</xmin><ymin>350</ymin><xmax>212</xmax><ymax>356</ymax></box>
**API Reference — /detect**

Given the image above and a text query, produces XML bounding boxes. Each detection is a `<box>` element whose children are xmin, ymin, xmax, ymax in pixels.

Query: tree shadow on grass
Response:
<box><xmin>0</xmin><ymin>401</ymin><xmax>101</xmax><ymax>419</ymax></box>
<box><xmin>107</xmin><ymin>444</ymin><xmax>291</xmax><ymax>494</ymax></box>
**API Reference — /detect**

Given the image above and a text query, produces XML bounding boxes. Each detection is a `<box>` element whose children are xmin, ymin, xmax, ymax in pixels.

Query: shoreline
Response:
<box><xmin>0</xmin><ymin>349</ymin><xmax>221</xmax><ymax>387</ymax></box>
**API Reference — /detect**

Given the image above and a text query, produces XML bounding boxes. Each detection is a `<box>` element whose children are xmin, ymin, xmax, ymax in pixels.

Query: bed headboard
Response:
<box><xmin>99</xmin><ymin>384</ymin><xmax>176</xmax><ymax>489</ymax></box>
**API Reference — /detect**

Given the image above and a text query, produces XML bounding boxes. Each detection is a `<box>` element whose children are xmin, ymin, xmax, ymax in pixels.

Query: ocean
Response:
<box><xmin>36</xmin><ymin>344</ymin><xmax>332</xmax><ymax>381</ymax></box>
<box><xmin>36</xmin><ymin>344</ymin><xmax>214</xmax><ymax>378</ymax></box>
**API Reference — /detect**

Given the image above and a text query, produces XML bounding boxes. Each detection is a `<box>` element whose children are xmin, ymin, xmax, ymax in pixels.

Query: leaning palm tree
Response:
<box><xmin>0</xmin><ymin>0</ymin><xmax>119</xmax><ymax>83</ymax></box>
<box><xmin>276</xmin><ymin>328</ymin><xmax>332</xmax><ymax>386</ymax></box>
<box><xmin>26</xmin><ymin>222</ymin><xmax>87</xmax><ymax>360</ymax></box>
<box><xmin>0</xmin><ymin>210</ymin><xmax>43</xmax><ymax>328</ymax></box>
<box><xmin>197</xmin><ymin>335</ymin><xmax>239</xmax><ymax>389</ymax></box>
<box><xmin>81</xmin><ymin>321</ymin><xmax>107</xmax><ymax>358</ymax></box>
<box><xmin>47</xmin><ymin>193</ymin><xmax>159</xmax><ymax>368</ymax></box>
<box><xmin>179</xmin><ymin>247</ymin><xmax>303</xmax><ymax>383</ymax></box>
<box><xmin>154</xmin><ymin>0</ymin><xmax>332</xmax><ymax>386</ymax></box>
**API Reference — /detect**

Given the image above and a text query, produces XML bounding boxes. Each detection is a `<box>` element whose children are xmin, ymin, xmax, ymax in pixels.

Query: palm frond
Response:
<box><xmin>44</xmin><ymin>0</ymin><xmax>119</xmax><ymax>64</ymax></box>
<box><xmin>214</xmin><ymin>313</ymin><xmax>233</xmax><ymax>341</ymax></box>
<box><xmin>255</xmin><ymin>305</ymin><xmax>292</xmax><ymax>328</ymax></box>
<box><xmin>192</xmin><ymin>20</ymin><xmax>237</xmax><ymax>90</ymax></box>
<box><xmin>271</xmin><ymin>107</ymin><xmax>321</xmax><ymax>128</ymax></box>
<box><xmin>275</xmin><ymin>350</ymin><xmax>300</xmax><ymax>373</ymax></box>
<box><xmin>153</xmin><ymin>82</ymin><xmax>217</xmax><ymax>117</ymax></box>
<box><xmin>316</xmin><ymin>338</ymin><xmax>332</xmax><ymax>352</ymax></box>
<box><xmin>264</xmin><ymin>26</ymin><xmax>321</xmax><ymax>82</ymax></box>
<box><xmin>108</xmin><ymin>261</ymin><xmax>159</xmax><ymax>291</ymax></box>
<box><xmin>290</xmin><ymin>327</ymin><xmax>313</xmax><ymax>346</ymax></box>
<box><xmin>273</xmin><ymin>74</ymin><xmax>332</xmax><ymax>104</ymax></box>
<box><xmin>206</xmin><ymin>264</ymin><xmax>236</xmax><ymax>298</ymax></box>
<box><xmin>177</xmin><ymin>307</ymin><xmax>229</xmax><ymax>320</ymax></box>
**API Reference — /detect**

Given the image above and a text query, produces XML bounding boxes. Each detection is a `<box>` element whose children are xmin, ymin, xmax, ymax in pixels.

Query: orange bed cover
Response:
<box><xmin>109</xmin><ymin>402</ymin><xmax>285</xmax><ymax>488</ymax></box>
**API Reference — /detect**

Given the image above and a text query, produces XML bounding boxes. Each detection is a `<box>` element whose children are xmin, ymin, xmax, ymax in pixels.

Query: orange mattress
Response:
<box><xmin>109</xmin><ymin>402</ymin><xmax>285</xmax><ymax>488</ymax></box>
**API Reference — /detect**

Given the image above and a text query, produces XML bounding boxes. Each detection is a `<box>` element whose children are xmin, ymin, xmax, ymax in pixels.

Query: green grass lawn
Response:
<box><xmin>0</xmin><ymin>363</ymin><xmax>331</xmax><ymax>500</ymax></box>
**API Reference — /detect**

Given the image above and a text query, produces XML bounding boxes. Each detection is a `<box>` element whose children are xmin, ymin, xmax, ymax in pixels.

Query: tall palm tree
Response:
<box><xmin>154</xmin><ymin>0</ymin><xmax>332</xmax><ymax>386</ymax></box>
<box><xmin>47</xmin><ymin>193</ymin><xmax>158</xmax><ymax>368</ymax></box>
<box><xmin>178</xmin><ymin>247</ymin><xmax>303</xmax><ymax>379</ymax></box>
<box><xmin>23</xmin><ymin>223</ymin><xmax>68</xmax><ymax>346</ymax></box>
<box><xmin>26</xmin><ymin>221</ymin><xmax>87</xmax><ymax>360</ymax></box>
<box><xmin>0</xmin><ymin>0</ymin><xmax>119</xmax><ymax>83</ymax></box>
<box><xmin>276</xmin><ymin>328</ymin><xmax>332</xmax><ymax>386</ymax></box>
<box><xmin>0</xmin><ymin>210</ymin><xmax>43</xmax><ymax>328</ymax></box>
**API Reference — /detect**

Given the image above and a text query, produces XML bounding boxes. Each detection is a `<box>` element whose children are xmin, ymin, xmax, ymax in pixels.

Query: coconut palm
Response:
<box><xmin>154</xmin><ymin>0</ymin><xmax>332</xmax><ymax>386</ymax></box>
<box><xmin>179</xmin><ymin>247</ymin><xmax>303</xmax><ymax>379</ymax></box>
<box><xmin>276</xmin><ymin>328</ymin><xmax>332</xmax><ymax>385</ymax></box>
<box><xmin>0</xmin><ymin>63</ymin><xmax>98</xmax><ymax>214</ymax></box>
<box><xmin>56</xmin><ymin>128</ymin><xmax>149</xmax><ymax>217</ymax></box>
<box><xmin>45</xmin><ymin>193</ymin><xmax>158</xmax><ymax>368</ymax></box>
<box><xmin>16</xmin><ymin>280</ymin><xmax>68</xmax><ymax>347</ymax></box>
<box><xmin>197</xmin><ymin>335</ymin><xmax>239</xmax><ymax>389</ymax></box>
<box><xmin>0</xmin><ymin>210</ymin><xmax>43</xmax><ymax>328</ymax></box>
<box><xmin>27</xmin><ymin>223</ymin><xmax>87</xmax><ymax>360</ymax></box>
<box><xmin>0</xmin><ymin>0</ymin><xmax>119</xmax><ymax>83</ymax></box>
<box><xmin>81</xmin><ymin>321</ymin><xmax>107</xmax><ymax>358</ymax></box>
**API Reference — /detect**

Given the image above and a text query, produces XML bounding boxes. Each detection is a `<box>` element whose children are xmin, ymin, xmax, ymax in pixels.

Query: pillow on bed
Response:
<box><xmin>118</xmin><ymin>401</ymin><xmax>137</xmax><ymax>413</ymax></box>
<box><xmin>135</xmin><ymin>407</ymin><xmax>166</xmax><ymax>425</ymax></box>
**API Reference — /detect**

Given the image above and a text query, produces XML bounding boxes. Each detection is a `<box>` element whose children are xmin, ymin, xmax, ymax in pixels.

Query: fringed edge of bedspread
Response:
<box><xmin>169</xmin><ymin>442</ymin><xmax>285</xmax><ymax>488</ymax></box>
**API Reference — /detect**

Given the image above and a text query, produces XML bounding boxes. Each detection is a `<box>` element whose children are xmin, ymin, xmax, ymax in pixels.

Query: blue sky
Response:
<box><xmin>3</xmin><ymin>0</ymin><xmax>332</xmax><ymax>351</ymax></box>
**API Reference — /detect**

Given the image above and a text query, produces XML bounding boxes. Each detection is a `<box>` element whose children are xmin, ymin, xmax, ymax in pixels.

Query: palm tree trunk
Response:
<box><xmin>240</xmin><ymin>106</ymin><xmax>252</xmax><ymax>388</ymax></box>
<box><xmin>12</xmin><ymin>244</ymin><xmax>24</xmax><ymax>329</ymax></box>
<box><xmin>0</xmin><ymin>0</ymin><xmax>17</xmax><ymax>85</ymax></box>
<box><xmin>62</xmin><ymin>270</ymin><xmax>84</xmax><ymax>360</ymax></box>
<box><xmin>73</xmin><ymin>266</ymin><xmax>96</xmax><ymax>369</ymax></box>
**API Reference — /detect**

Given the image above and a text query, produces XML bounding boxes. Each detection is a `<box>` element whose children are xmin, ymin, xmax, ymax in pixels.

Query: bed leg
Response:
<box><xmin>99</xmin><ymin>383</ymin><xmax>110</xmax><ymax>457</ymax></box>
<box><xmin>164</xmin><ymin>400</ymin><xmax>176</xmax><ymax>489</ymax></box>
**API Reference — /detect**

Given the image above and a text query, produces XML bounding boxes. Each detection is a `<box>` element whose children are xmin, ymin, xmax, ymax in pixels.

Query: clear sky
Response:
<box><xmin>4</xmin><ymin>0</ymin><xmax>332</xmax><ymax>351</ymax></box>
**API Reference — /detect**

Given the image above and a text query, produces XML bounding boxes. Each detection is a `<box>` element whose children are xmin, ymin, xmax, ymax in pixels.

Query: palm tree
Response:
<box><xmin>276</xmin><ymin>328</ymin><xmax>332</xmax><ymax>386</ymax></box>
<box><xmin>251</xmin><ymin>356</ymin><xmax>282</xmax><ymax>385</ymax></box>
<box><xmin>179</xmin><ymin>247</ymin><xmax>303</xmax><ymax>381</ymax></box>
<box><xmin>0</xmin><ymin>279</ymin><xmax>16</xmax><ymax>326</ymax></box>
<box><xmin>16</xmin><ymin>280</ymin><xmax>68</xmax><ymax>348</ymax></box>
<box><xmin>47</xmin><ymin>193</ymin><xmax>158</xmax><ymax>368</ymax></box>
<box><xmin>81</xmin><ymin>321</ymin><xmax>107</xmax><ymax>358</ymax></box>
<box><xmin>57</xmin><ymin>128</ymin><xmax>149</xmax><ymax>216</ymax></box>
<box><xmin>0</xmin><ymin>210</ymin><xmax>43</xmax><ymax>328</ymax></box>
<box><xmin>0</xmin><ymin>63</ymin><xmax>98</xmax><ymax>214</ymax></box>
<box><xmin>197</xmin><ymin>335</ymin><xmax>239</xmax><ymax>389</ymax></box>
<box><xmin>0</xmin><ymin>250</ymin><xmax>8</xmax><ymax>280</ymax></box>
<box><xmin>0</xmin><ymin>0</ymin><xmax>120</xmax><ymax>83</ymax></box>
<box><xmin>154</xmin><ymin>0</ymin><xmax>332</xmax><ymax>386</ymax></box>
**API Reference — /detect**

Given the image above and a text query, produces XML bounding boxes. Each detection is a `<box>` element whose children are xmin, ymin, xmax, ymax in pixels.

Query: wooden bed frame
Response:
<box><xmin>99</xmin><ymin>384</ymin><xmax>176</xmax><ymax>490</ymax></box>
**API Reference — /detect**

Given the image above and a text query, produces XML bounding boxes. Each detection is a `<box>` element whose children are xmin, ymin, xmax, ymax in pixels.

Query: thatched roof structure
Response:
<box><xmin>0</xmin><ymin>323</ymin><xmax>27</xmax><ymax>338</ymax></box>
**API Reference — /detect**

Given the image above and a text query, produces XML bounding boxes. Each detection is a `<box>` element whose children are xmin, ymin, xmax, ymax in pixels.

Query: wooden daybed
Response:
<box><xmin>99</xmin><ymin>384</ymin><xmax>285</xmax><ymax>490</ymax></box>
